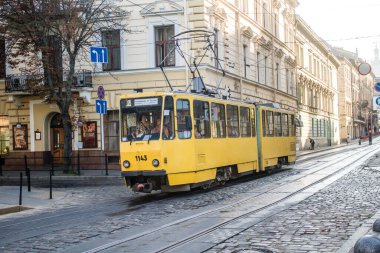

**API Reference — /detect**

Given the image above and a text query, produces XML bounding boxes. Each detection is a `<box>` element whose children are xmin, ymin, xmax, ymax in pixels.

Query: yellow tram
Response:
<box><xmin>119</xmin><ymin>91</ymin><xmax>296</xmax><ymax>193</ymax></box>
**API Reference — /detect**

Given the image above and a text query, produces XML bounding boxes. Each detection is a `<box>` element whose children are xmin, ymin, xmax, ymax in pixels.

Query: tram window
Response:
<box><xmin>176</xmin><ymin>99</ymin><xmax>192</xmax><ymax>139</ymax></box>
<box><xmin>227</xmin><ymin>105</ymin><xmax>239</xmax><ymax>137</ymax></box>
<box><xmin>240</xmin><ymin>107</ymin><xmax>251</xmax><ymax>137</ymax></box>
<box><xmin>262</xmin><ymin>110</ymin><xmax>266</xmax><ymax>136</ymax></box>
<box><xmin>282</xmin><ymin>114</ymin><xmax>289</xmax><ymax>136</ymax></box>
<box><xmin>163</xmin><ymin>96</ymin><xmax>175</xmax><ymax>140</ymax></box>
<box><xmin>290</xmin><ymin>114</ymin><xmax>295</xmax><ymax>136</ymax></box>
<box><xmin>265</xmin><ymin>110</ymin><xmax>274</xmax><ymax>136</ymax></box>
<box><xmin>120</xmin><ymin>97</ymin><xmax>162</xmax><ymax>142</ymax></box>
<box><xmin>251</xmin><ymin>108</ymin><xmax>256</xmax><ymax>137</ymax></box>
<box><xmin>211</xmin><ymin>103</ymin><xmax>226</xmax><ymax>138</ymax></box>
<box><xmin>193</xmin><ymin>100</ymin><xmax>211</xmax><ymax>139</ymax></box>
<box><xmin>274</xmin><ymin>112</ymin><xmax>282</xmax><ymax>136</ymax></box>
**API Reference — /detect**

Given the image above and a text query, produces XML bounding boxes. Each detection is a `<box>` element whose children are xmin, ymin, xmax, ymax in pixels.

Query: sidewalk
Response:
<box><xmin>296</xmin><ymin>137</ymin><xmax>371</xmax><ymax>157</ymax></box>
<box><xmin>0</xmin><ymin>169</ymin><xmax>124</xmax><ymax>216</ymax></box>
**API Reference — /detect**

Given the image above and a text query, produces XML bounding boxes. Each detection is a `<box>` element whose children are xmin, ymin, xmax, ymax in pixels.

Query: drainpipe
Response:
<box><xmin>183</xmin><ymin>0</ymin><xmax>189</xmax><ymax>88</ymax></box>
<box><xmin>236</xmin><ymin>11</ymin><xmax>243</xmax><ymax>99</ymax></box>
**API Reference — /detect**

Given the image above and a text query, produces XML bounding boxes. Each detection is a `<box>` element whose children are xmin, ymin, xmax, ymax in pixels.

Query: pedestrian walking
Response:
<box><xmin>347</xmin><ymin>134</ymin><xmax>351</xmax><ymax>144</ymax></box>
<box><xmin>309</xmin><ymin>137</ymin><xmax>315</xmax><ymax>150</ymax></box>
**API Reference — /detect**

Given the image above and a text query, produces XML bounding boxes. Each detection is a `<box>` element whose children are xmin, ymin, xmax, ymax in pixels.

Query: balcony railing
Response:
<box><xmin>5</xmin><ymin>70</ymin><xmax>93</xmax><ymax>93</ymax></box>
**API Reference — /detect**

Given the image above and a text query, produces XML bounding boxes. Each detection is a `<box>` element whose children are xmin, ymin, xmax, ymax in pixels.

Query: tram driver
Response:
<box><xmin>136</xmin><ymin>115</ymin><xmax>151</xmax><ymax>137</ymax></box>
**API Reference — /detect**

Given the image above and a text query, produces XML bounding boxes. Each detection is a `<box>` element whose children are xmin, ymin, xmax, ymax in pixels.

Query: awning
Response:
<box><xmin>295</xmin><ymin>118</ymin><xmax>303</xmax><ymax>127</ymax></box>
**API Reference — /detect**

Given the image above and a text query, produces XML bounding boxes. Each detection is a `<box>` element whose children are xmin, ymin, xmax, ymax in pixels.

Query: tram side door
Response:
<box><xmin>51</xmin><ymin>128</ymin><xmax>64</xmax><ymax>164</ymax></box>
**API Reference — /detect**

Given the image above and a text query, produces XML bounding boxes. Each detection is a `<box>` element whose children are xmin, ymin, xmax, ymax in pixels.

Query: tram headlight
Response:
<box><xmin>152</xmin><ymin>159</ymin><xmax>159</xmax><ymax>167</ymax></box>
<box><xmin>123</xmin><ymin>160</ymin><xmax>130</xmax><ymax>168</ymax></box>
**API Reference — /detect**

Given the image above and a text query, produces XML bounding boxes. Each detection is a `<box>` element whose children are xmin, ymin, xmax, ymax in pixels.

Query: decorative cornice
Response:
<box><xmin>208</xmin><ymin>5</ymin><xmax>227</xmax><ymax>21</ymax></box>
<box><xmin>275</xmin><ymin>48</ymin><xmax>284</xmax><ymax>58</ymax></box>
<box><xmin>256</xmin><ymin>36</ymin><xmax>272</xmax><ymax>51</ymax></box>
<box><xmin>241</xmin><ymin>26</ymin><xmax>253</xmax><ymax>39</ymax></box>
<box><xmin>285</xmin><ymin>55</ymin><xmax>296</xmax><ymax>66</ymax></box>
<box><xmin>273</xmin><ymin>0</ymin><xmax>281</xmax><ymax>9</ymax></box>
<box><xmin>140</xmin><ymin>0</ymin><xmax>184</xmax><ymax>17</ymax></box>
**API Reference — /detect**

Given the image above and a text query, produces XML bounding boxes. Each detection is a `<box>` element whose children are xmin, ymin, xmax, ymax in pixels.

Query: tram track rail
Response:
<box><xmin>81</xmin><ymin>143</ymin><xmax>380</xmax><ymax>253</ymax></box>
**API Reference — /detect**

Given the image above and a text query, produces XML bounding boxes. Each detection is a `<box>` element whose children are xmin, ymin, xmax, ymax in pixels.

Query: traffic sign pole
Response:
<box><xmin>100</xmin><ymin>113</ymin><xmax>103</xmax><ymax>151</ymax></box>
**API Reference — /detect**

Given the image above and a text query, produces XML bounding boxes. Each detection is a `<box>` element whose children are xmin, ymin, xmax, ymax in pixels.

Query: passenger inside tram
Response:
<box><xmin>162</xmin><ymin>125</ymin><xmax>174</xmax><ymax>140</ymax></box>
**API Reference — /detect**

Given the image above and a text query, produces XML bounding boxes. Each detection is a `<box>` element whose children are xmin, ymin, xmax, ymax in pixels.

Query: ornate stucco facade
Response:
<box><xmin>295</xmin><ymin>16</ymin><xmax>340</xmax><ymax>150</ymax></box>
<box><xmin>0</xmin><ymin>0</ymin><xmax>299</xmax><ymax>165</ymax></box>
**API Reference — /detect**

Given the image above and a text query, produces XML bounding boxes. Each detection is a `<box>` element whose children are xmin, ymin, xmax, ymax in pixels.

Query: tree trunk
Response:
<box><xmin>61</xmin><ymin>112</ymin><xmax>73</xmax><ymax>173</ymax></box>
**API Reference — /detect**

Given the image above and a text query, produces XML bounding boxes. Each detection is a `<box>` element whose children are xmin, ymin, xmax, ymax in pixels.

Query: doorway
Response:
<box><xmin>50</xmin><ymin>114</ymin><xmax>64</xmax><ymax>164</ymax></box>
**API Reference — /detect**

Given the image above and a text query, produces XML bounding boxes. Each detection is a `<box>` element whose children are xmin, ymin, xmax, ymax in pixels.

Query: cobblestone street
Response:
<box><xmin>206</xmin><ymin>167</ymin><xmax>380</xmax><ymax>253</ymax></box>
<box><xmin>1</xmin><ymin>146</ymin><xmax>380</xmax><ymax>253</ymax></box>
<box><xmin>0</xmin><ymin>170</ymin><xmax>300</xmax><ymax>253</ymax></box>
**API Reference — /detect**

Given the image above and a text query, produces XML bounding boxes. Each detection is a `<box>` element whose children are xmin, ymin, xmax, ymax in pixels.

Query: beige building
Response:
<box><xmin>294</xmin><ymin>16</ymin><xmax>340</xmax><ymax>150</ymax></box>
<box><xmin>0</xmin><ymin>0</ymin><xmax>299</xmax><ymax>166</ymax></box>
<box><xmin>332</xmin><ymin>47</ymin><xmax>375</xmax><ymax>142</ymax></box>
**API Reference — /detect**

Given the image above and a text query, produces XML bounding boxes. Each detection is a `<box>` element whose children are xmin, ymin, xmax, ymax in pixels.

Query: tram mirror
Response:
<box><xmin>185</xmin><ymin>116</ymin><xmax>193</xmax><ymax>130</ymax></box>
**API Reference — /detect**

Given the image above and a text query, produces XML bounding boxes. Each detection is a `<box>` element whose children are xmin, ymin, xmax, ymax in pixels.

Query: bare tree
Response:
<box><xmin>0</xmin><ymin>0</ymin><xmax>128</xmax><ymax>172</ymax></box>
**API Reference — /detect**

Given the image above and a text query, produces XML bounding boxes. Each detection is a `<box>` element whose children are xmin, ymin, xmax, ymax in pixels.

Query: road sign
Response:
<box><xmin>96</xmin><ymin>100</ymin><xmax>107</xmax><ymax>114</ymax></box>
<box><xmin>90</xmin><ymin>47</ymin><xmax>108</xmax><ymax>63</ymax></box>
<box><xmin>97</xmin><ymin>86</ymin><xmax>105</xmax><ymax>100</ymax></box>
<box><xmin>358</xmin><ymin>62</ymin><xmax>371</xmax><ymax>75</ymax></box>
<box><xmin>373</xmin><ymin>96</ymin><xmax>380</xmax><ymax>111</ymax></box>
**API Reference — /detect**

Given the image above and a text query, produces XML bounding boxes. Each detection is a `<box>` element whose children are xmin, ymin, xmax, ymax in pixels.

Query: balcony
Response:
<box><xmin>5</xmin><ymin>70</ymin><xmax>93</xmax><ymax>93</ymax></box>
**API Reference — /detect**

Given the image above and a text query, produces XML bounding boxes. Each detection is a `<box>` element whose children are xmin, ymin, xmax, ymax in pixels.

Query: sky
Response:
<box><xmin>296</xmin><ymin>0</ymin><xmax>380</xmax><ymax>62</ymax></box>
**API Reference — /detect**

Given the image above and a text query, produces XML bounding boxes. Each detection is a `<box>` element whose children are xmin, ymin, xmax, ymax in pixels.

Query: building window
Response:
<box><xmin>155</xmin><ymin>25</ymin><xmax>175</xmax><ymax>67</ymax></box>
<box><xmin>102</xmin><ymin>30</ymin><xmax>121</xmax><ymax>71</ymax></box>
<box><xmin>257</xmin><ymin>52</ymin><xmax>261</xmax><ymax>83</ymax></box>
<box><xmin>264</xmin><ymin>56</ymin><xmax>268</xmax><ymax>84</ymax></box>
<box><xmin>104</xmin><ymin>110</ymin><xmax>119</xmax><ymax>152</ymax></box>
<box><xmin>243</xmin><ymin>45</ymin><xmax>248</xmax><ymax>78</ymax></box>
<box><xmin>214</xmin><ymin>29</ymin><xmax>219</xmax><ymax>68</ymax></box>
<box><xmin>276</xmin><ymin>63</ymin><xmax>280</xmax><ymax>89</ymax></box>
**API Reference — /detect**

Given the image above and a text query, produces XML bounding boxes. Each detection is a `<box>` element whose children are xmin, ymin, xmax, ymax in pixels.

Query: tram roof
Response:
<box><xmin>119</xmin><ymin>91</ymin><xmax>294</xmax><ymax>112</ymax></box>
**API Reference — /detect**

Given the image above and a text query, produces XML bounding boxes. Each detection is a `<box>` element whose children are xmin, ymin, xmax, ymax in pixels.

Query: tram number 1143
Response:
<box><xmin>135</xmin><ymin>155</ymin><xmax>148</xmax><ymax>161</ymax></box>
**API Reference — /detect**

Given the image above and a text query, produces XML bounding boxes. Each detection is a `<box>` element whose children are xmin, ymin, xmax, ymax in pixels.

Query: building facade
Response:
<box><xmin>295</xmin><ymin>16</ymin><xmax>340</xmax><ymax>150</ymax></box>
<box><xmin>332</xmin><ymin>47</ymin><xmax>375</xmax><ymax>142</ymax></box>
<box><xmin>0</xmin><ymin>0</ymin><xmax>299</xmax><ymax>166</ymax></box>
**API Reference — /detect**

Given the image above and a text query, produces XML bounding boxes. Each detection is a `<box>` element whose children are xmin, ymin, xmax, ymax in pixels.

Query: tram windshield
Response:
<box><xmin>120</xmin><ymin>97</ymin><xmax>162</xmax><ymax>142</ymax></box>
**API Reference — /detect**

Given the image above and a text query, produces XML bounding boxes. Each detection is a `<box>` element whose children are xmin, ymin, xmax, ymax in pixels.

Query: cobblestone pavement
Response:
<box><xmin>206</xmin><ymin>166</ymin><xmax>380</xmax><ymax>253</ymax></box>
<box><xmin>0</xmin><ymin>169</ymin><xmax>299</xmax><ymax>253</ymax></box>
